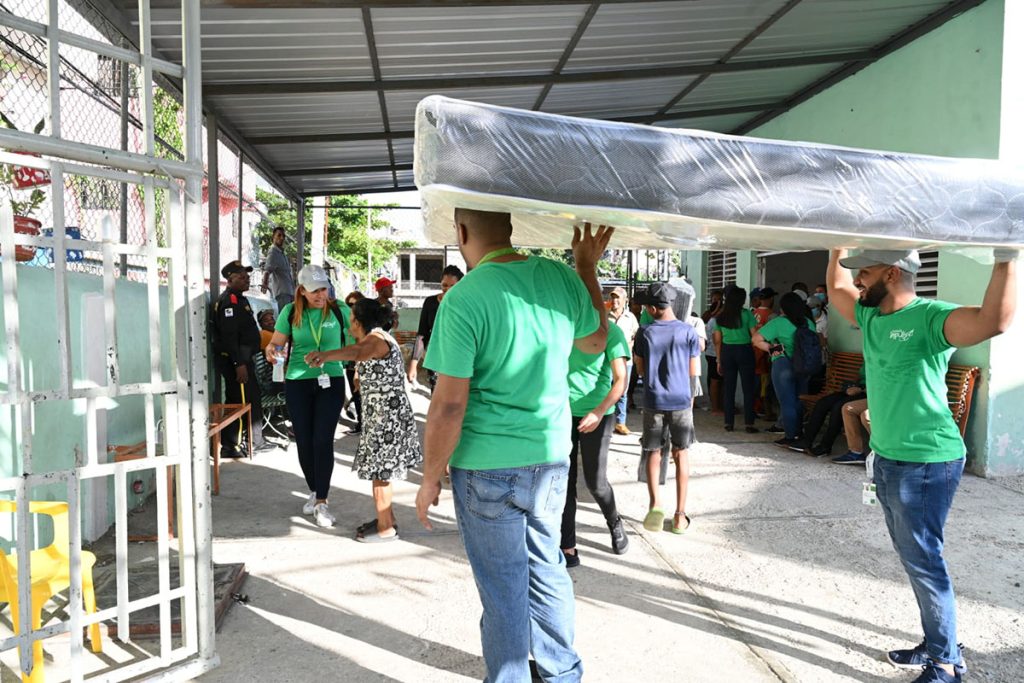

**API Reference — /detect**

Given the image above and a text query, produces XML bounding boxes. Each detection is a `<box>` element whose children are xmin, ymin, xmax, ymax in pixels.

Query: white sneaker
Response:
<box><xmin>302</xmin><ymin>491</ymin><xmax>316</xmax><ymax>515</ymax></box>
<box><xmin>313</xmin><ymin>502</ymin><xmax>335</xmax><ymax>528</ymax></box>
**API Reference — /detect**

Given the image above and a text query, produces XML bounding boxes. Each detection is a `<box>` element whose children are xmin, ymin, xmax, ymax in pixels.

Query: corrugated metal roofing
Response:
<box><xmin>98</xmin><ymin>0</ymin><xmax>987</xmax><ymax>198</ymax></box>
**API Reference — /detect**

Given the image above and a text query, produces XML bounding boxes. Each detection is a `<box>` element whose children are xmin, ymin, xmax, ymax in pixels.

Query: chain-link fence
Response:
<box><xmin>1</xmin><ymin>0</ymin><xmax>285</xmax><ymax>287</ymax></box>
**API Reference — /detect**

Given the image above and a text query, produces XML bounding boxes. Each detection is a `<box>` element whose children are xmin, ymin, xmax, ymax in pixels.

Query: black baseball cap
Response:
<box><xmin>221</xmin><ymin>260</ymin><xmax>253</xmax><ymax>278</ymax></box>
<box><xmin>635</xmin><ymin>282</ymin><xmax>677</xmax><ymax>307</ymax></box>
<box><xmin>758</xmin><ymin>286</ymin><xmax>779</xmax><ymax>298</ymax></box>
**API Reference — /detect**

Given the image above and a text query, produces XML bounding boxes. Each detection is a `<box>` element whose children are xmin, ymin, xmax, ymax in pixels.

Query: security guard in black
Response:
<box><xmin>212</xmin><ymin>260</ymin><xmax>264</xmax><ymax>456</ymax></box>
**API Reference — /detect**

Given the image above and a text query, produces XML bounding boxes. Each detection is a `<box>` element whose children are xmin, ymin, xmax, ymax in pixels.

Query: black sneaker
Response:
<box><xmin>773</xmin><ymin>437</ymin><xmax>797</xmax><ymax>449</ymax></box>
<box><xmin>888</xmin><ymin>642</ymin><xmax>967</xmax><ymax>673</ymax></box>
<box><xmin>744</xmin><ymin>425</ymin><xmax>759</xmax><ymax>434</ymax></box>
<box><xmin>766</xmin><ymin>424</ymin><xmax>785</xmax><ymax>434</ymax></box>
<box><xmin>810</xmin><ymin>445</ymin><xmax>831</xmax><ymax>457</ymax></box>
<box><xmin>832</xmin><ymin>450</ymin><xmax>867</xmax><ymax>465</ymax></box>
<box><xmin>911</xmin><ymin>662</ymin><xmax>962</xmax><ymax>683</ymax></box>
<box><xmin>609</xmin><ymin>516</ymin><xmax>629</xmax><ymax>555</ymax></box>
<box><xmin>563</xmin><ymin>549</ymin><xmax>580</xmax><ymax>569</ymax></box>
<box><xmin>723</xmin><ymin>424</ymin><xmax>735</xmax><ymax>432</ymax></box>
<box><xmin>220</xmin><ymin>446</ymin><xmax>244</xmax><ymax>459</ymax></box>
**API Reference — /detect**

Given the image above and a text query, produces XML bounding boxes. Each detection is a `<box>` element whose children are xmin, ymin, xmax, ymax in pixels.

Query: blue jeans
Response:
<box><xmin>450</xmin><ymin>465</ymin><xmax>583</xmax><ymax>683</ymax></box>
<box><xmin>770</xmin><ymin>357</ymin><xmax>806</xmax><ymax>438</ymax></box>
<box><xmin>614</xmin><ymin>360</ymin><xmax>632</xmax><ymax>425</ymax></box>
<box><xmin>874</xmin><ymin>455</ymin><xmax>964</xmax><ymax>665</ymax></box>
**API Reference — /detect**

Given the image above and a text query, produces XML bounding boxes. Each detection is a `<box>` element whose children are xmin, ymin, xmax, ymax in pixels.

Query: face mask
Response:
<box><xmin>814</xmin><ymin>292</ymin><xmax>826</xmax><ymax>302</ymax></box>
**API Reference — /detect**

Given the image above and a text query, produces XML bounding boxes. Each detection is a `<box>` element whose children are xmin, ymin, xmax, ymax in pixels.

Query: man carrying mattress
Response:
<box><xmin>416</xmin><ymin>209</ymin><xmax>611</xmax><ymax>683</ymax></box>
<box><xmin>827</xmin><ymin>247</ymin><xmax>1017</xmax><ymax>683</ymax></box>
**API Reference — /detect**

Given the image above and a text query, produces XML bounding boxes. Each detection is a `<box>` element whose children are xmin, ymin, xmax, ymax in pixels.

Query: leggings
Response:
<box><xmin>720</xmin><ymin>343</ymin><xmax>757</xmax><ymax>427</ymax></box>
<box><xmin>285</xmin><ymin>376</ymin><xmax>345</xmax><ymax>499</ymax></box>
<box><xmin>560</xmin><ymin>414</ymin><xmax>619</xmax><ymax>549</ymax></box>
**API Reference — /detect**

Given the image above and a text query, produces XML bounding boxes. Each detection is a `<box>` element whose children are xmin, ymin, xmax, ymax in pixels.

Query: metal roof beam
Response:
<box><xmin>302</xmin><ymin>185</ymin><xmax>419</xmax><ymax>197</ymax></box>
<box><xmin>732</xmin><ymin>0</ymin><xmax>988</xmax><ymax>135</ymax></box>
<box><xmin>148</xmin><ymin>0</ymin><xmax>698</xmax><ymax>7</ymax></box>
<box><xmin>361</xmin><ymin>7</ymin><xmax>399</xmax><ymax>189</ymax></box>
<box><xmin>281</xmin><ymin>162</ymin><xmax>413</xmax><ymax>177</ymax></box>
<box><xmin>532</xmin><ymin>2</ymin><xmax>600</xmax><ymax>111</ymax></box>
<box><xmin>203</xmin><ymin>51</ymin><xmax>875</xmax><ymax>96</ymax></box>
<box><xmin>247</xmin><ymin>102</ymin><xmax>776</xmax><ymax>146</ymax></box>
<box><xmin>647</xmin><ymin>0</ymin><xmax>805</xmax><ymax>124</ymax></box>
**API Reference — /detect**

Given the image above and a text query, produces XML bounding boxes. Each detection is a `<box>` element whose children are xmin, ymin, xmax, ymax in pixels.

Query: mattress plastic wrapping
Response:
<box><xmin>414</xmin><ymin>96</ymin><xmax>1024</xmax><ymax>260</ymax></box>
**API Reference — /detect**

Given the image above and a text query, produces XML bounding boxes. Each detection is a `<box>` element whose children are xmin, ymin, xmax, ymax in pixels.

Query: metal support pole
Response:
<box><xmin>366</xmin><ymin>208</ymin><xmax>372</xmax><ymax>289</ymax></box>
<box><xmin>119</xmin><ymin>58</ymin><xmax>129</xmax><ymax>276</ymax></box>
<box><xmin>207</xmin><ymin>113</ymin><xmax>220</xmax><ymax>298</ymax></box>
<box><xmin>182</xmin><ymin>0</ymin><xmax>218</xmax><ymax>668</ymax></box>
<box><xmin>236</xmin><ymin>151</ymin><xmax>243</xmax><ymax>260</ymax></box>
<box><xmin>295</xmin><ymin>197</ymin><xmax>306</xmax><ymax>268</ymax></box>
<box><xmin>626</xmin><ymin>250</ymin><xmax>634</xmax><ymax>299</ymax></box>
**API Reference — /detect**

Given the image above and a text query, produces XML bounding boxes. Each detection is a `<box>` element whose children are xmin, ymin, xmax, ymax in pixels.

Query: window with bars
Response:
<box><xmin>917</xmin><ymin>250</ymin><xmax>939</xmax><ymax>298</ymax></box>
<box><xmin>705</xmin><ymin>251</ymin><xmax>737</xmax><ymax>305</ymax></box>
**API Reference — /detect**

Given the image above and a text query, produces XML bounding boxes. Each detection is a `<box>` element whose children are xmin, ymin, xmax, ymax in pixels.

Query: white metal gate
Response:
<box><xmin>0</xmin><ymin>0</ymin><xmax>215</xmax><ymax>680</ymax></box>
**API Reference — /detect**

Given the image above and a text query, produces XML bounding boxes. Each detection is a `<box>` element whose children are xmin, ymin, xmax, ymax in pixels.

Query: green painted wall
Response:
<box><xmin>741</xmin><ymin>0</ymin><xmax>1007</xmax><ymax>473</ymax></box>
<box><xmin>0</xmin><ymin>263</ymin><xmax>173</xmax><ymax>540</ymax></box>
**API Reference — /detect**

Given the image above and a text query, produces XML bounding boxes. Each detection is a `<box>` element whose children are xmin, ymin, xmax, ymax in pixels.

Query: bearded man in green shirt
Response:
<box><xmin>827</xmin><ymin>247</ymin><xmax>1016</xmax><ymax>683</ymax></box>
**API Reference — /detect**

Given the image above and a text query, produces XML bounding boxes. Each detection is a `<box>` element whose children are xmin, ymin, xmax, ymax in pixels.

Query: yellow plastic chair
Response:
<box><xmin>0</xmin><ymin>501</ymin><xmax>102</xmax><ymax>683</ymax></box>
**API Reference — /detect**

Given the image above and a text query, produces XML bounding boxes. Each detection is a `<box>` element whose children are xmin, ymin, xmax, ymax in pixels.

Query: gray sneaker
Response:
<box><xmin>302</xmin><ymin>491</ymin><xmax>317</xmax><ymax>515</ymax></box>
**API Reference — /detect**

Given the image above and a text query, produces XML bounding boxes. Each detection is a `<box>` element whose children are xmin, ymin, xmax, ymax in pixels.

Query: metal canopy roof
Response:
<box><xmin>92</xmin><ymin>0</ymin><xmax>985</xmax><ymax>200</ymax></box>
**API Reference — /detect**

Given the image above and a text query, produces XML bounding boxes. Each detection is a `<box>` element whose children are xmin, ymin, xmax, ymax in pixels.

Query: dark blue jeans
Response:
<box><xmin>720</xmin><ymin>343</ymin><xmax>756</xmax><ymax>427</ymax></box>
<box><xmin>874</xmin><ymin>455</ymin><xmax>965</xmax><ymax>665</ymax></box>
<box><xmin>770</xmin><ymin>357</ymin><xmax>806</xmax><ymax>438</ymax></box>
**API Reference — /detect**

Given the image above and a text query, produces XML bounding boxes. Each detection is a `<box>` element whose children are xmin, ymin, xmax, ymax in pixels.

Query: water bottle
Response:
<box><xmin>272</xmin><ymin>345</ymin><xmax>285</xmax><ymax>382</ymax></box>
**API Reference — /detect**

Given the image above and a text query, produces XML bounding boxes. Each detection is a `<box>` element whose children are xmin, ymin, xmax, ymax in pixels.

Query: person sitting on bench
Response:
<box><xmin>789</xmin><ymin>365</ymin><xmax>865</xmax><ymax>456</ymax></box>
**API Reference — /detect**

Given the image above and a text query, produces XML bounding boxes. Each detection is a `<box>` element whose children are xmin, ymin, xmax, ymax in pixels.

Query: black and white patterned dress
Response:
<box><xmin>354</xmin><ymin>329</ymin><xmax>423</xmax><ymax>481</ymax></box>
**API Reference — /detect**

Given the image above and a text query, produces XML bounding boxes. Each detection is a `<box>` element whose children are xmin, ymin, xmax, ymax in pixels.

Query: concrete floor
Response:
<box><xmin>199</xmin><ymin>389</ymin><xmax>1024</xmax><ymax>683</ymax></box>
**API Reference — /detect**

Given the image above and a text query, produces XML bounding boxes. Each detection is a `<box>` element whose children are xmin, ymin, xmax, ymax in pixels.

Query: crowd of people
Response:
<box><xmin>208</xmin><ymin>211</ymin><xmax>1017</xmax><ymax>683</ymax></box>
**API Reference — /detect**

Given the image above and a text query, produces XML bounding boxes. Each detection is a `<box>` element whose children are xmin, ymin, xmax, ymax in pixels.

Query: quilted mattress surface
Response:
<box><xmin>414</xmin><ymin>96</ymin><xmax>1024</xmax><ymax>256</ymax></box>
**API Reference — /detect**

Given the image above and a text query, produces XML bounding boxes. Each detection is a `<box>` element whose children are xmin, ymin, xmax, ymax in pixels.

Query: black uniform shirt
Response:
<box><xmin>212</xmin><ymin>288</ymin><xmax>261</xmax><ymax>367</ymax></box>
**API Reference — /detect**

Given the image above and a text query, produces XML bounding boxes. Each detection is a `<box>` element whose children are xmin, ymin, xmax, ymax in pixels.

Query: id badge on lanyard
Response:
<box><xmin>309</xmin><ymin>311</ymin><xmax>331</xmax><ymax>390</ymax></box>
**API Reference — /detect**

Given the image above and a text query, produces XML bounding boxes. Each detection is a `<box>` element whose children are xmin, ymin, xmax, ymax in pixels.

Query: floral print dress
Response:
<box><xmin>354</xmin><ymin>329</ymin><xmax>423</xmax><ymax>481</ymax></box>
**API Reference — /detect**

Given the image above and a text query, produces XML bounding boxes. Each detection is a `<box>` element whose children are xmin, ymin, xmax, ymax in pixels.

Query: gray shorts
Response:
<box><xmin>641</xmin><ymin>408</ymin><xmax>696</xmax><ymax>452</ymax></box>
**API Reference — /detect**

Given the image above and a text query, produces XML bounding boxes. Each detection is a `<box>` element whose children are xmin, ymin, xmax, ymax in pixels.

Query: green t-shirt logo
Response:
<box><xmin>888</xmin><ymin>328</ymin><xmax>915</xmax><ymax>342</ymax></box>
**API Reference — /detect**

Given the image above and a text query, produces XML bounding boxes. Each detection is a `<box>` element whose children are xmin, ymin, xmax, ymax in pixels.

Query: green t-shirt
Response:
<box><xmin>717</xmin><ymin>308</ymin><xmax>756</xmax><ymax>345</ymax></box>
<box><xmin>639</xmin><ymin>308</ymin><xmax>654</xmax><ymax>326</ymax></box>
<box><xmin>424</xmin><ymin>256</ymin><xmax>600</xmax><ymax>470</ymax></box>
<box><xmin>274</xmin><ymin>303</ymin><xmax>349</xmax><ymax>381</ymax></box>
<box><xmin>856</xmin><ymin>298</ymin><xmax>963</xmax><ymax>463</ymax></box>
<box><xmin>568</xmin><ymin>322</ymin><xmax>630</xmax><ymax>417</ymax></box>
<box><xmin>757</xmin><ymin>315</ymin><xmax>816</xmax><ymax>361</ymax></box>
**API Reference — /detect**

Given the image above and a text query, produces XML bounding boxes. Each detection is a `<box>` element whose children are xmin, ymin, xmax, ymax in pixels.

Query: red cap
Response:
<box><xmin>374</xmin><ymin>277</ymin><xmax>396</xmax><ymax>291</ymax></box>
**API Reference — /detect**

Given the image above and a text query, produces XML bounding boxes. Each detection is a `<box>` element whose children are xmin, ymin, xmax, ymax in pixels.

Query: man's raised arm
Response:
<box><xmin>827</xmin><ymin>249</ymin><xmax>860</xmax><ymax>325</ymax></box>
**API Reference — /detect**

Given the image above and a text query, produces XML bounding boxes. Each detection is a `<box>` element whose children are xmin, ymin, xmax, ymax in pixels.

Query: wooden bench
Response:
<box><xmin>799</xmin><ymin>351</ymin><xmax>980</xmax><ymax>437</ymax></box>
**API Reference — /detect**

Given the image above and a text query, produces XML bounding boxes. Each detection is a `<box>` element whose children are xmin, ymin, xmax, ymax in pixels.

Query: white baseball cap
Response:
<box><xmin>297</xmin><ymin>264</ymin><xmax>330</xmax><ymax>291</ymax></box>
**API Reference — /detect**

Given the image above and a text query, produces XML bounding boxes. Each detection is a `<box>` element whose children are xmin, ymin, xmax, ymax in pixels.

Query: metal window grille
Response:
<box><xmin>917</xmin><ymin>250</ymin><xmax>939</xmax><ymax>299</ymax></box>
<box><xmin>706</xmin><ymin>250</ymin><xmax>737</xmax><ymax>304</ymax></box>
<box><xmin>0</xmin><ymin>0</ymin><xmax>218</xmax><ymax>680</ymax></box>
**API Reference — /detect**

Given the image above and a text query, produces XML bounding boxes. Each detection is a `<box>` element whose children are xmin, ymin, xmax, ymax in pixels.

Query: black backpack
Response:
<box><xmin>791</xmin><ymin>324</ymin><xmax>823</xmax><ymax>378</ymax></box>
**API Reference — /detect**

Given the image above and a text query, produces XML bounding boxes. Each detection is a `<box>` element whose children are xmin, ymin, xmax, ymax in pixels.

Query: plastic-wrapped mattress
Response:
<box><xmin>414</xmin><ymin>96</ymin><xmax>1024</xmax><ymax>256</ymax></box>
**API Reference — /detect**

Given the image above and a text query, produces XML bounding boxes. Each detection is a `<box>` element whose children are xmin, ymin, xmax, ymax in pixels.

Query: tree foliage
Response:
<box><xmin>254</xmin><ymin>190</ymin><xmax>414</xmax><ymax>281</ymax></box>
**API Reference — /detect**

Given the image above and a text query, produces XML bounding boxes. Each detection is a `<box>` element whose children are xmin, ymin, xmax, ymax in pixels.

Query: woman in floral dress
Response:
<box><xmin>306</xmin><ymin>298</ymin><xmax>423</xmax><ymax>542</ymax></box>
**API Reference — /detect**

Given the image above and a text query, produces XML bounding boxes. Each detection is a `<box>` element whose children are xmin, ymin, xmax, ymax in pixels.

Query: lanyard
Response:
<box><xmin>307</xmin><ymin>309</ymin><xmax>327</xmax><ymax>351</ymax></box>
<box><xmin>476</xmin><ymin>247</ymin><xmax>519</xmax><ymax>267</ymax></box>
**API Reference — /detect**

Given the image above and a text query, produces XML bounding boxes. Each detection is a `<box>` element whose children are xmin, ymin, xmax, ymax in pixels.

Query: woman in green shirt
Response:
<box><xmin>265</xmin><ymin>265</ymin><xmax>349</xmax><ymax>529</ymax></box>
<box><xmin>753</xmin><ymin>292</ymin><xmax>815</xmax><ymax>446</ymax></box>
<box><xmin>712</xmin><ymin>286</ymin><xmax>759</xmax><ymax>433</ymax></box>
